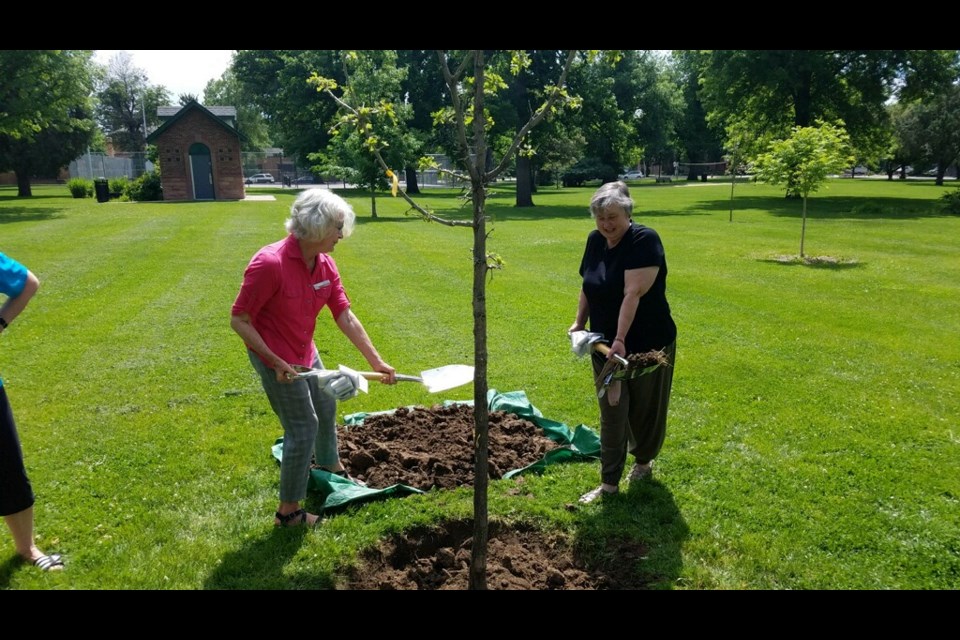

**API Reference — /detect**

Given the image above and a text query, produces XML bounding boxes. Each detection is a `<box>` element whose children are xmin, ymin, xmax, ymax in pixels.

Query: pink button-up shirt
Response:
<box><xmin>232</xmin><ymin>234</ymin><xmax>351</xmax><ymax>368</ymax></box>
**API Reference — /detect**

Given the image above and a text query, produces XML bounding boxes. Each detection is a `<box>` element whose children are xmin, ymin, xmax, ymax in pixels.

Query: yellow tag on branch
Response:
<box><xmin>388</xmin><ymin>170</ymin><xmax>399</xmax><ymax>197</ymax></box>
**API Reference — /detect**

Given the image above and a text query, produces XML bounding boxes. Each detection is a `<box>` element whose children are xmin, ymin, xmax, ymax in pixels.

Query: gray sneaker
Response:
<box><xmin>628</xmin><ymin>461</ymin><xmax>653</xmax><ymax>482</ymax></box>
<box><xmin>579</xmin><ymin>485</ymin><xmax>618</xmax><ymax>504</ymax></box>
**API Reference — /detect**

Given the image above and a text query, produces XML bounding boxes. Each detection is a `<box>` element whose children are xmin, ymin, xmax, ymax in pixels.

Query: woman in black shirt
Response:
<box><xmin>569</xmin><ymin>181</ymin><xmax>677</xmax><ymax>504</ymax></box>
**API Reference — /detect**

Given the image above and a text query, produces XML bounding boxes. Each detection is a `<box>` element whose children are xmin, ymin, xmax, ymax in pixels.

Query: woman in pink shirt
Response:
<box><xmin>231</xmin><ymin>189</ymin><xmax>396</xmax><ymax>527</ymax></box>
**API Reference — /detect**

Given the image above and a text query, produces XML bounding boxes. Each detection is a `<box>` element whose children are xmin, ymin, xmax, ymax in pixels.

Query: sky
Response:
<box><xmin>93</xmin><ymin>50</ymin><xmax>234</xmax><ymax>100</ymax></box>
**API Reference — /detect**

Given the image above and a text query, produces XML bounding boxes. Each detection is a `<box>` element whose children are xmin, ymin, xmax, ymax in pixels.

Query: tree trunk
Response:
<box><xmin>800</xmin><ymin>194</ymin><xmax>808</xmax><ymax>258</ymax></box>
<box><xmin>515</xmin><ymin>154</ymin><xmax>534</xmax><ymax>207</ymax></box>
<box><xmin>404</xmin><ymin>165</ymin><xmax>420</xmax><ymax>195</ymax></box>
<box><xmin>370</xmin><ymin>191</ymin><xmax>377</xmax><ymax>218</ymax></box>
<box><xmin>729</xmin><ymin>173</ymin><xmax>736</xmax><ymax>222</ymax></box>
<box><xmin>16</xmin><ymin>172</ymin><xmax>32</xmax><ymax>198</ymax></box>
<box><xmin>469</xmin><ymin>52</ymin><xmax>490</xmax><ymax>592</ymax></box>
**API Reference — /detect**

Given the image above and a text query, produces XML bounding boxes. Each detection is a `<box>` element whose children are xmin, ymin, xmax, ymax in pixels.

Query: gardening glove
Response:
<box><xmin>326</xmin><ymin>365</ymin><xmax>368</xmax><ymax>401</ymax></box>
<box><xmin>570</xmin><ymin>330</ymin><xmax>604</xmax><ymax>358</ymax></box>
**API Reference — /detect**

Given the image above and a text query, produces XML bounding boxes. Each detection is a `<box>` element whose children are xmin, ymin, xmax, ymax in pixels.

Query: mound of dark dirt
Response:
<box><xmin>343</xmin><ymin>519</ymin><xmax>651</xmax><ymax>590</ymax></box>
<box><xmin>338</xmin><ymin>403</ymin><xmax>559</xmax><ymax>490</ymax></box>
<box><xmin>333</xmin><ymin>404</ymin><xmax>648</xmax><ymax>590</ymax></box>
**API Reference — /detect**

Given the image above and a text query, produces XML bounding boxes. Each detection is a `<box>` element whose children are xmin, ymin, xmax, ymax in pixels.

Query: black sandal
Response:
<box><xmin>33</xmin><ymin>554</ymin><xmax>65</xmax><ymax>571</ymax></box>
<box><xmin>274</xmin><ymin>509</ymin><xmax>317</xmax><ymax>527</ymax></box>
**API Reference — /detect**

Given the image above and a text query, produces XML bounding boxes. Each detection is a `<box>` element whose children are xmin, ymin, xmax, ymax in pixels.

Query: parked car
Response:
<box><xmin>245</xmin><ymin>173</ymin><xmax>274</xmax><ymax>184</ymax></box>
<box><xmin>293</xmin><ymin>175</ymin><xmax>316</xmax><ymax>185</ymax></box>
<box><xmin>620</xmin><ymin>170</ymin><xmax>644</xmax><ymax>180</ymax></box>
<box><xmin>842</xmin><ymin>166</ymin><xmax>871</xmax><ymax>177</ymax></box>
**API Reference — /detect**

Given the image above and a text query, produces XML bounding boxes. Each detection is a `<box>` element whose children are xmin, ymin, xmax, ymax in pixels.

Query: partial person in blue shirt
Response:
<box><xmin>0</xmin><ymin>251</ymin><xmax>64</xmax><ymax>571</ymax></box>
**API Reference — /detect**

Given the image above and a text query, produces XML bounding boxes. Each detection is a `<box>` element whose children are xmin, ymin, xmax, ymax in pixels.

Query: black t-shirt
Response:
<box><xmin>579</xmin><ymin>223</ymin><xmax>677</xmax><ymax>352</ymax></box>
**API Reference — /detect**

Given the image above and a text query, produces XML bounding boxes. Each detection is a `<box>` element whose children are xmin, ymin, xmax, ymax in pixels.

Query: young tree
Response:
<box><xmin>312</xmin><ymin>51</ymin><xmax>418</xmax><ymax>218</ymax></box>
<box><xmin>753</xmin><ymin>120</ymin><xmax>853</xmax><ymax>258</ymax></box>
<box><xmin>538</xmin><ymin>126</ymin><xmax>587</xmax><ymax>188</ymax></box>
<box><xmin>310</xmin><ymin>49</ymin><xmax>577</xmax><ymax>589</ymax></box>
<box><xmin>699</xmin><ymin>50</ymin><xmax>959</xmax><ymax>191</ymax></box>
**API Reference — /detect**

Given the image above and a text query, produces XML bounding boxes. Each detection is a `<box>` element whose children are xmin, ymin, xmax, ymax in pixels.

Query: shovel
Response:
<box><xmin>293</xmin><ymin>364</ymin><xmax>474</xmax><ymax>394</ymax></box>
<box><xmin>569</xmin><ymin>330</ymin><xmax>666</xmax><ymax>379</ymax></box>
<box><xmin>569</xmin><ymin>330</ymin><xmax>629</xmax><ymax>366</ymax></box>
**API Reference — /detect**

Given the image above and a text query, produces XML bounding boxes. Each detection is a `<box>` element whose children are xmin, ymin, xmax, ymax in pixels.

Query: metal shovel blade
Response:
<box><xmin>419</xmin><ymin>364</ymin><xmax>474</xmax><ymax>393</ymax></box>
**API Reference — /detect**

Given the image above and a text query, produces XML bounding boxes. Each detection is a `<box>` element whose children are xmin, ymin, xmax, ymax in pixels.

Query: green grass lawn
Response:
<box><xmin>1</xmin><ymin>177</ymin><xmax>958</xmax><ymax>589</ymax></box>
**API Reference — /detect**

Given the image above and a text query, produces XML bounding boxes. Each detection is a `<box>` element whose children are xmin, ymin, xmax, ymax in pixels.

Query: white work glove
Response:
<box><xmin>326</xmin><ymin>365</ymin><xmax>368</xmax><ymax>401</ymax></box>
<box><xmin>570</xmin><ymin>330</ymin><xmax>604</xmax><ymax>358</ymax></box>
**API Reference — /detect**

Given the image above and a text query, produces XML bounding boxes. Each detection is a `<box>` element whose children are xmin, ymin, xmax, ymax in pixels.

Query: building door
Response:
<box><xmin>189</xmin><ymin>143</ymin><xmax>215</xmax><ymax>200</ymax></box>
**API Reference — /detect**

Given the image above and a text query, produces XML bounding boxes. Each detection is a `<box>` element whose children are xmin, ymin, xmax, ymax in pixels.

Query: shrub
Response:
<box><xmin>109</xmin><ymin>176</ymin><xmax>131</xmax><ymax>197</ymax></box>
<box><xmin>940</xmin><ymin>189</ymin><xmax>960</xmax><ymax>215</ymax></box>
<box><xmin>127</xmin><ymin>171</ymin><xmax>163</xmax><ymax>202</ymax></box>
<box><xmin>561</xmin><ymin>157</ymin><xmax>619</xmax><ymax>187</ymax></box>
<box><xmin>67</xmin><ymin>178</ymin><xmax>92</xmax><ymax>199</ymax></box>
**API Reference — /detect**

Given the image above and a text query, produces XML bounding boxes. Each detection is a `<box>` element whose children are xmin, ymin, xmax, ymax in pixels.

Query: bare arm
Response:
<box><xmin>335</xmin><ymin>308</ymin><xmax>396</xmax><ymax>383</ymax></box>
<box><xmin>609</xmin><ymin>266</ymin><xmax>659</xmax><ymax>359</ymax></box>
<box><xmin>568</xmin><ymin>289</ymin><xmax>589</xmax><ymax>334</ymax></box>
<box><xmin>230</xmin><ymin>312</ymin><xmax>298</xmax><ymax>383</ymax></box>
<box><xmin>0</xmin><ymin>269</ymin><xmax>40</xmax><ymax>334</ymax></box>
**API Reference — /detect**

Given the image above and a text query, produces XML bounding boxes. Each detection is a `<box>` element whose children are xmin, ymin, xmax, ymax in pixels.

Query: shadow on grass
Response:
<box><xmin>714</xmin><ymin>195</ymin><xmax>947</xmax><ymax>221</ymax></box>
<box><xmin>0</xmin><ymin>189</ymin><xmax>72</xmax><ymax>203</ymax></box>
<box><xmin>573</xmin><ymin>477</ymin><xmax>688</xmax><ymax>590</ymax></box>
<box><xmin>0</xmin><ymin>555</ymin><xmax>19</xmax><ymax>587</ymax></box>
<box><xmin>757</xmin><ymin>255</ymin><xmax>865</xmax><ymax>270</ymax></box>
<box><xmin>0</xmin><ymin>207</ymin><xmax>63</xmax><ymax>224</ymax></box>
<box><xmin>203</xmin><ymin>504</ymin><xmax>337</xmax><ymax>590</ymax></box>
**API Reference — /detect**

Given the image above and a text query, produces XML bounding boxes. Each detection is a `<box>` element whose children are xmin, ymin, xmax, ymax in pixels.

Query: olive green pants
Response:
<box><xmin>592</xmin><ymin>341</ymin><xmax>675</xmax><ymax>486</ymax></box>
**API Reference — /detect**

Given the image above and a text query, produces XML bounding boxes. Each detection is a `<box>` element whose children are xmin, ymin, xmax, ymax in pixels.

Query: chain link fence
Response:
<box><xmin>65</xmin><ymin>151</ymin><xmax>461</xmax><ymax>187</ymax></box>
<box><xmin>69</xmin><ymin>152</ymin><xmax>153</xmax><ymax>180</ymax></box>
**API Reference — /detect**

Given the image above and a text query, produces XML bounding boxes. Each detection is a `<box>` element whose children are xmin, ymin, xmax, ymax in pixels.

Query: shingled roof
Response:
<box><xmin>146</xmin><ymin>101</ymin><xmax>247</xmax><ymax>144</ymax></box>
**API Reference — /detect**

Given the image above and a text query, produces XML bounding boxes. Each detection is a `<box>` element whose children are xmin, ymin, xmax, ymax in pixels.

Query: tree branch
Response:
<box><xmin>486</xmin><ymin>50</ymin><xmax>578</xmax><ymax>182</ymax></box>
<box><xmin>321</xmin><ymin>86</ymin><xmax>471</xmax><ymax>228</ymax></box>
<box><xmin>437</xmin><ymin>50</ymin><xmax>478</xmax><ymax>184</ymax></box>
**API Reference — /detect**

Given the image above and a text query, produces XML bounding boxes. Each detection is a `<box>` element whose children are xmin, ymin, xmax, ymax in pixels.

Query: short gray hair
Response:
<box><xmin>589</xmin><ymin>180</ymin><xmax>633</xmax><ymax>218</ymax></box>
<box><xmin>285</xmin><ymin>188</ymin><xmax>356</xmax><ymax>240</ymax></box>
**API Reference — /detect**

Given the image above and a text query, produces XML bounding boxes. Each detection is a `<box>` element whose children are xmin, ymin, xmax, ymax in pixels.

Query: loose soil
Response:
<box><xmin>338</xmin><ymin>403</ymin><xmax>558</xmax><ymax>490</ymax></box>
<box><xmin>343</xmin><ymin>519</ymin><xmax>651</xmax><ymax>590</ymax></box>
<box><xmin>333</xmin><ymin>403</ymin><xmax>651</xmax><ymax>590</ymax></box>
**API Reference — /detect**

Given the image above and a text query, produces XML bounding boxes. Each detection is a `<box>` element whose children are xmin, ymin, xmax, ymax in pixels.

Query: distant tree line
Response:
<box><xmin>2</xmin><ymin>50</ymin><xmax>958</xmax><ymax>197</ymax></box>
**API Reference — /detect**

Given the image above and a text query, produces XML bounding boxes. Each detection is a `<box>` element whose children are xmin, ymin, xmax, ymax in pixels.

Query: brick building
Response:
<box><xmin>146</xmin><ymin>101</ymin><xmax>246</xmax><ymax>201</ymax></box>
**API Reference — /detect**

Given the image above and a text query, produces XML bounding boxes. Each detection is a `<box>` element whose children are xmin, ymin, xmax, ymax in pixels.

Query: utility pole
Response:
<box><xmin>141</xmin><ymin>93</ymin><xmax>148</xmax><ymax>149</ymax></box>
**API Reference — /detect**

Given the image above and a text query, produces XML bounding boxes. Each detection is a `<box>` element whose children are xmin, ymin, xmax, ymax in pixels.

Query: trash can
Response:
<box><xmin>94</xmin><ymin>177</ymin><xmax>110</xmax><ymax>203</ymax></box>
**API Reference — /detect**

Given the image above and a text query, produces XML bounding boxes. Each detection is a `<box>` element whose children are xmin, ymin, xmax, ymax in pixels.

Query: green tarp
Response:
<box><xmin>271</xmin><ymin>389</ymin><xmax>600</xmax><ymax>511</ymax></box>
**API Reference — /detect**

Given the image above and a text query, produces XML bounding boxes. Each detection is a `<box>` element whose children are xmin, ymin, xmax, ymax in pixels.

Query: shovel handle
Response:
<box><xmin>293</xmin><ymin>366</ymin><xmax>422</xmax><ymax>384</ymax></box>
<box><xmin>357</xmin><ymin>372</ymin><xmax>423</xmax><ymax>384</ymax></box>
<box><xmin>593</xmin><ymin>342</ymin><xmax>630</xmax><ymax>367</ymax></box>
